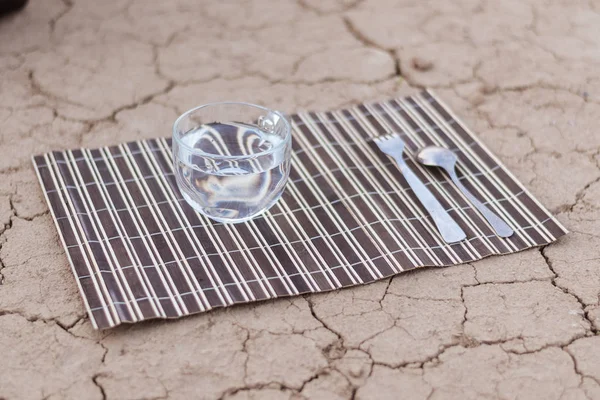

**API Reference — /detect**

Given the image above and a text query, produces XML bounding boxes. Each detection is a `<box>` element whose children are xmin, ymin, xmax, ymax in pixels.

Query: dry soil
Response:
<box><xmin>1</xmin><ymin>0</ymin><xmax>600</xmax><ymax>399</ymax></box>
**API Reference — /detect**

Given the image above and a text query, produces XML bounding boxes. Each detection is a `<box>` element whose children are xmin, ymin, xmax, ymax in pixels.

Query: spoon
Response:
<box><xmin>417</xmin><ymin>146</ymin><xmax>514</xmax><ymax>238</ymax></box>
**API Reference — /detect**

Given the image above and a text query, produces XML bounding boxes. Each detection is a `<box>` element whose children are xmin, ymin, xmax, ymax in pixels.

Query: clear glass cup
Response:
<box><xmin>172</xmin><ymin>102</ymin><xmax>292</xmax><ymax>223</ymax></box>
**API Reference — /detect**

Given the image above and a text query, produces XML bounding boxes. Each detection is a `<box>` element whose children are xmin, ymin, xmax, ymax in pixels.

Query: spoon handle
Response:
<box><xmin>395</xmin><ymin>159</ymin><xmax>467</xmax><ymax>244</ymax></box>
<box><xmin>448</xmin><ymin>169</ymin><xmax>514</xmax><ymax>238</ymax></box>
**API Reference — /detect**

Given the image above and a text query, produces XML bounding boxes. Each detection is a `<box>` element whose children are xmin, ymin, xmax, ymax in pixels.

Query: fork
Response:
<box><xmin>373</xmin><ymin>134</ymin><xmax>467</xmax><ymax>244</ymax></box>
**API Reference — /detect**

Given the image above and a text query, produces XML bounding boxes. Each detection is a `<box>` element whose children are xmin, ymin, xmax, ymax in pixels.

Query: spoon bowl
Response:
<box><xmin>417</xmin><ymin>146</ymin><xmax>458</xmax><ymax>170</ymax></box>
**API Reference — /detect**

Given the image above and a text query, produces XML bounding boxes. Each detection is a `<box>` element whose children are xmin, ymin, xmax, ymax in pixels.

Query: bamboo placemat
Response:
<box><xmin>33</xmin><ymin>90</ymin><xmax>567</xmax><ymax>329</ymax></box>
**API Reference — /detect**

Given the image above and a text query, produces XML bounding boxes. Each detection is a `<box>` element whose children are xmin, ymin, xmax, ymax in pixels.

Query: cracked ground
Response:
<box><xmin>1</xmin><ymin>0</ymin><xmax>600</xmax><ymax>399</ymax></box>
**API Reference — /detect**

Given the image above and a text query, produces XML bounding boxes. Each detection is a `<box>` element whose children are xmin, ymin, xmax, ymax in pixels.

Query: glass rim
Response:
<box><xmin>172</xmin><ymin>101</ymin><xmax>291</xmax><ymax>160</ymax></box>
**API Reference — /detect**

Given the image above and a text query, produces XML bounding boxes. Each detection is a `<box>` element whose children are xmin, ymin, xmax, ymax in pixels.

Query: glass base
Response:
<box><xmin>181</xmin><ymin>191</ymin><xmax>282</xmax><ymax>224</ymax></box>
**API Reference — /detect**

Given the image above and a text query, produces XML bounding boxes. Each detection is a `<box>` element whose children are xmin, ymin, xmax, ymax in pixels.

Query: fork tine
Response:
<box><xmin>374</xmin><ymin>133</ymin><xmax>399</xmax><ymax>142</ymax></box>
<box><xmin>374</xmin><ymin>133</ymin><xmax>405</xmax><ymax>157</ymax></box>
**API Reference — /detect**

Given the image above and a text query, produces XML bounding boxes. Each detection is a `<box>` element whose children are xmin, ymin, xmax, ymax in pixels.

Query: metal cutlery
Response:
<box><xmin>417</xmin><ymin>146</ymin><xmax>514</xmax><ymax>238</ymax></box>
<box><xmin>374</xmin><ymin>134</ymin><xmax>467</xmax><ymax>244</ymax></box>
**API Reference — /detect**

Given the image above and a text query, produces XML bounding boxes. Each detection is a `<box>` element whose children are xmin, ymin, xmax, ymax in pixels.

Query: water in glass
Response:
<box><xmin>175</xmin><ymin>121</ymin><xmax>290</xmax><ymax>223</ymax></box>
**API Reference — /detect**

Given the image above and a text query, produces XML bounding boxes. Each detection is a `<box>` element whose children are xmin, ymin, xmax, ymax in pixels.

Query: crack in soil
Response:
<box><xmin>92</xmin><ymin>374</ymin><xmax>107</xmax><ymax>400</ymax></box>
<box><xmin>342</xmin><ymin>16</ymin><xmax>404</xmax><ymax>84</ymax></box>
<box><xmin>540</xmin><ymin>246</ymin><xmax>596</xmax><ymax>334</ymax></box>
<box><xmin>49</xmin><ymin>0</ymin><xmax>74</xmax><ymax>38</ymax></box>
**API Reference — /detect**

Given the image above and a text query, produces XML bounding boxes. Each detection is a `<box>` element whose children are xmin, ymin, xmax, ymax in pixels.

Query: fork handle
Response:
<box><xmin>394</xmin><ymin>157</ymin><xmax>467</xmax><ymax>244</ymax></box>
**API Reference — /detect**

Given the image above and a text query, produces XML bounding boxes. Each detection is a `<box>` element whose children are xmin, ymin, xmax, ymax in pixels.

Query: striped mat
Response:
<box><xmin>33</xmin><ymin>90</ymin><xmax>568</xmax><ymax>329</ymax></box>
